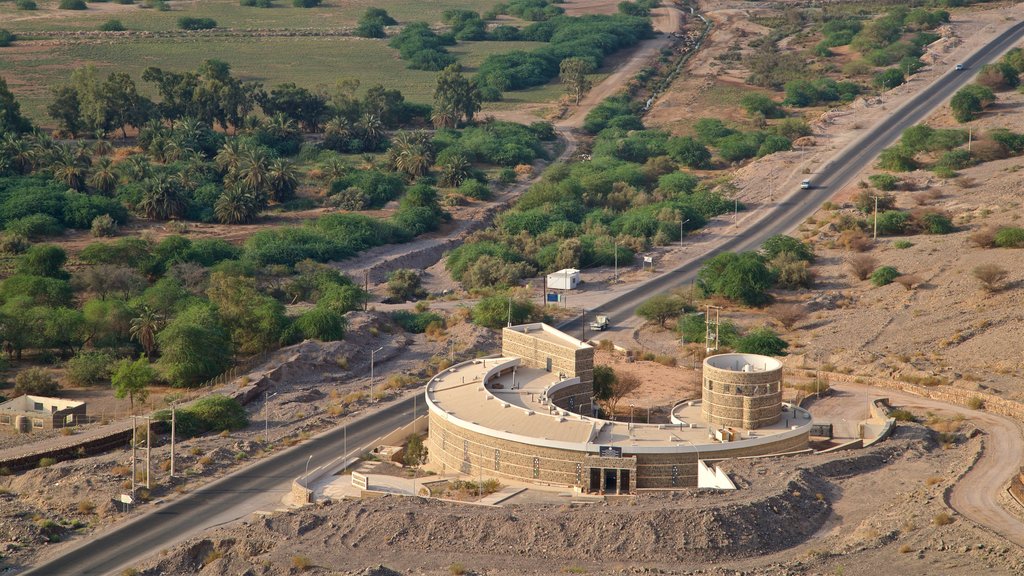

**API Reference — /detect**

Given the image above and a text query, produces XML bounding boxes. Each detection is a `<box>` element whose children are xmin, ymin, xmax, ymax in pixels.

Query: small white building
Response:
<box><xmin>547</xmin><ymin>268</ymin><xmax>580</xmax><ymax>290</ymax></box>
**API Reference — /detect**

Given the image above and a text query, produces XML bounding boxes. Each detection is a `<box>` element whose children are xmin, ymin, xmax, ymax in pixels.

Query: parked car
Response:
<box><xmin>800</xmin><ymin>179</ymin><xmax>812</xmax><ymax>190</ymax></box>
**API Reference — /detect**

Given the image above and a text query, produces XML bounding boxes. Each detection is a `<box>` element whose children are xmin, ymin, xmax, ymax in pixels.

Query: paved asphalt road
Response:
<box><xmin>19</xmin><ymin>18</ymin><xmax>1024</xmax><ymax>576</ymax></box>
<box><xmin>560</xmin><ymin>18</ymin><xmax>1024</xmax><ymax>335</ymax></box>
<box><xmin>19</xmin><ymin>395</ymin><xmax>419</xmax><ymax>575</ymax></box>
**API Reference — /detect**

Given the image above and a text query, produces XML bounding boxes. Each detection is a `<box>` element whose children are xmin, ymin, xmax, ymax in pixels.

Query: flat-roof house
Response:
<box><xmin>0</xmin><ymin>395</ymin><xmax>87</xmax><ymax>433</ymax></box>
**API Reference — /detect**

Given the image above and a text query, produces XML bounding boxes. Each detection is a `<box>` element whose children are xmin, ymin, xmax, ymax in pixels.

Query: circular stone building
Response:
<box><xmin>424</xmin><ymin>324</ymin><xmax>811</xmax><ymax>493</ymax></box>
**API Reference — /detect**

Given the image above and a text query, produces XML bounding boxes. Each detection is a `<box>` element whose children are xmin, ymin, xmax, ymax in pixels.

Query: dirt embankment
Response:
<box><xmin>127</xmin><ymin>430</ymin><xmax>999</xmax><ymax>576</ymax></box>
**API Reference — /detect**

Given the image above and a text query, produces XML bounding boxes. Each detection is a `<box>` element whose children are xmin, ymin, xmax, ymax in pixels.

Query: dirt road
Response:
<box><xmin>561</xmin><ymin>5</ymin><xmax>683</xmax><ymax>129</ymax></box>
<box><xmin>812</xmin><ymin>382</ymin><xmax>1024</xmax><ymax>547</ymax></box>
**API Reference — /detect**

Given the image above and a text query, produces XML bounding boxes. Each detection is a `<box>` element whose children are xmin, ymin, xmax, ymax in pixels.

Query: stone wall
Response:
<box><xmin>501</xmin><ymin>326</ymin><xmax>594</xmax><ymax>389</ymax></box>
<box><xmin>428</xmin><ymin>411</ymin><xmax>809</xmax><ymax>490</ymax></box>
<box><xmin>1010</xmin><ymin>467</ymin><xmax>1024</xmax><ymax>508</ymax></box>
<box><xmin>702</xmin><ymin>360</ymin><xmax>782</xmax><ymax>429</ymax></box>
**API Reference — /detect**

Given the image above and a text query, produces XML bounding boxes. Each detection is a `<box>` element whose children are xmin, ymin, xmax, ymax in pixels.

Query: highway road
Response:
<box><xmin>19</xmin><ymin>17</ymin><xmax>1024</xmax><ymax>576</ymax></box>
<box><xmin>19</xmin><ymin>395</ymin><xmax>420</xmax><ymax>576</ymax></box>
<box><xmin>560</xmin><ymin>18</ymin><xmax>1024</xmax><ymax>335</ymax></box>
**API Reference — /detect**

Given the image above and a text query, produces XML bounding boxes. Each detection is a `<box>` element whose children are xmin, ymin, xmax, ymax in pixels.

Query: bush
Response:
<box><xmin>98</xmin><ymin>19</ymin><xmax>125</xmax><ymax>31</ymax></box>
<box><xmin>761</xmin><ymin>234</ymin><xmax>813</xmax><ymax>262</ymax></box>
<box><xmin>90</xmin><ymin>214</ymin><xmax>118</xmax><ymax>237</ymax></box>
<box><xmin>0</xmin><ymin>30</ymin><xmax>15</xmax><ymax>47</ymax></box>
<box><xmin>993</xmin><ymin>226</ymin><xmax>1024</xmax><ymax>248</ymax></box>
<box><xmin>875</xmin><ymin>210</ymin><xmax>910</xmax><ymax>235</ymax></box>
<box><xmin>293</xmin><ymin>0</ymin><xmax>320</xmax><ymax>6</ymax></box>
<box><xmin>15</xmin><ymin>0</ymin><xmax>37</xmax><ymax>9</ymax></box>
<box><xmin>458</xmin><ymin>179</ymin><xmax>491</xmax><ymax>200</ymax></box>
<box><xmin>870</xmin><ymin>266</ymin><xmax>900</xmax><ymax>286</ymax></box>
<box><xmin>471</xmin><ymin>294</ymin><xmax>537</xmax><ymax>329</ymax></box>
<box><xmin>697</xmin><ymin>252</ymin><xmax>773</xmax><ymax>306</ymax></box>
<box><xmin>240</xmin><ymin>0</ymin><xmax>273</xmax><ymax>6</ymax></box>
<box><xmin>918</xmin><ymin>211</ymin><xmax>954</xmax><ymax>234</ymax></box>
<box><xmin>14</xmin><ymin>368</ymin><xmax>60</xmax><ymax>396</ymax></box>
<box><xmin>740</xmin><ymin>93</ymin><xmax>784</xmax><ymax>119</ymax></box>
<box><xmin>868</xmin><ymin>173</ymin><xmax>900</xmax><ymax>191</ymax></box>
<box><xmin>155</xmin><ymin>395</ymin><xmax>247</xmax><ymax>438</ymax></box>
<box><xmin>178</xmin><ymin>17</ymin><xmax>217</xmax><ymax>30</ymax></box>
<box><xmin>6</xmin><ymin>214</ymin><xmax>63</xmax><ymax>239</ymax></box>
<box><xmin>66</xmin><ymin>351</ymin><xmax>114</xmax><ymax>387</ymax></box>
<box><xmin>874</xmin><ymin>68</ymin><xmax>905</xmax><ymax>90</ymax></box>
<box><xmin>877</xmin><ymin>146</ymin><xmax>917</xmax><ymax>171</ymax></box>
<box><xmin>391</xmin><ymin>310</ymin><xmax>443</xmax><ymax>334</ymax></box>
<box><xmin>59</xmin><ymin>0</ymin><xmax>87</xmax><ymax>9</ymax></box>
<box><xmin>294</xmin><ymin>307</ymin><xmax>346</xmax><ymax>341</ymax></box>
<box><xmin>386</xmin><ymin>268</ymin><xmax>426</xmax><ymax>302</ymax></box>
<box><xmin>847</xmin><ymin>254</ymin><xmax>877</xmax><ymax>280</ymax></box>
<box><xmin>735</xmin><ymin>327</ymin><xmax>789</xmax><ymax>356</ymax></box>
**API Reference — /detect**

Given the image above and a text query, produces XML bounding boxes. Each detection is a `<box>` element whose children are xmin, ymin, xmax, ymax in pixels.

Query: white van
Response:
<box><xmin>800</xmin><ymin>179</ymin><xmax>812</xmax><ymax>189</ymax></box>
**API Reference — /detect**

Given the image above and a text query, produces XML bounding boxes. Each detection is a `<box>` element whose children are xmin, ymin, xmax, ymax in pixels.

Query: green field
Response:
<box><xmin>1</xmin><ymin>37</ymin><xmax>548</xmax><ymax>123</ymax></box>
<box><xmin>0</xmin><ymin>0</ymin><xmax>498</xmax><ymax>33</ymax></box>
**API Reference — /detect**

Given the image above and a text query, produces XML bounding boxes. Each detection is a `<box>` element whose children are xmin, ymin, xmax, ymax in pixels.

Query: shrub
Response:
<box><xmin>390</xmin><ymin>310</ymin><xmax>443</xmax><ymax>334</ymax></box>
<box><xmin>66</xmin><ymin>351</ymin><xmax>114</xmax><ymax>386</ymax></box>
<box><xmin>472</xmin><ymin>294</ymin><xmax>537</xmax><ymax>329</ymax></box>
<box><xmin>292</xmin><ymin>556</ymin><xmax>312</xmax><ymax>571</ymax></box>
<box><xmin>697</xmin><ymin>251</ymin><xmax>773</xmax><ymax>306</ymax></box>
<box><xmin>735</xmin><ymin>327</ymin><xmax>789</xmax><ymax>356</ymax></box>
<box><xmin>847</xmin><ymin>254</ymin><xmax>877</xmax><ymax>280</ymax></box>
<box><xmin>894</xmin><ymin>274</ymin><xmax>921</xmax><ymax>290</ymax></box>
<box><xmin>386</xmin><ymin>268</ymin><xmax>426</xmax><ymax>302</ymax></box>
<box><xmin>973</xmin><ymin>263</ymin><xmax>1008</xmax><ymax>292</ymax></box>
<box><xmin>293</xmin><ymin>0</ymin><xmax>320</xmax><ymax>5</ymax></box>
<box><xmin>890</xmin><ymin>408</ymin><xmax>915</xmax><ymax>422</ymax></box>
<box><xmin>90</xmin><ymin>214</ymin><xmax>118</xmax><ymax>237</ymax></box>
<box><xmin>99</xmin><ymin>19</ymin><xmax>125</xmax><ymax>31</ymax></box>
<box><xmin>993</xmin><ymin>226</ymin><xmax>1024</xmax><ymax>248</ymax></box>
<box><xmin>6</xmin><ymin>214</ymin><xmax>63</xmax><ymax>239</ymax></box>
<box><xmin>0</xmin><ymin>30</ymin><xmax>15</xmax><ymax>47</ymax></box>
<box><xmin>39</xmin><ymin>458</ymin><xmax>57</xmax><ymax>468</ymax></box>
<box><xmin>870</xmin><ymin>266</ymin><xmax>900</xmax><ymax>286</ymax></box>
<box><xmin>966</xmin><ymin>396</ymin><xmax>985</xmax><ymax>410</ymax></box>
<box><xmin>918</xmin><ymin>211</ymin><xmax>954</xmax><ymax>234</ymax></box>
<box><xmin>240</xmin><ymin>0</ymin><xmax>273</xmax><ymax>6</ymax></box>
<box><xmin>15</xmin><ymin>367</ymin><xmax>60</xmax><ymax>396</ymax></box>
<box><xmin>458</xmin><ymin>179</ymin><xmax>491</xmax><ymax>200</ymax></box>
<box><xmin>178</xmin><ymin>17</ymin><xmax>217</xmax><ymax>30</ymax></box>
<box><xmin>868</xmin><ymin>174</ymin><xmax>900</xmax><ymax>191</ymax></box>
<box><xmin>154</xmin><ymin>395</ymin><xmax>247</xmax><ymax>439</ymax></box>
<box><xmin>59</xmin><ymin>0</ymin><xmax>87</xmax><ymax>9</ymax></box>
<box><xmin>875</xmin><ymin>210</ymin><xmax>911</xmax><ymax>235</ymax></box>
<box><xmin>769</xmin><ymin>303</ymin><xmax>806</xmax><ymax>330</ymax></box>
<box><xmin>874</xmin><ymin>68</ymin><xmax>905</xmax><ymax>90</ymax></box>
<box><xmin>740</xmin><ymin>93</ymin><xmax>784</xmax><ymax>119</ymax></box>
<box><xmin>877</xmin><ymin>146</ymin><xmax>917</xmax><ymax>172</ymax></box>
<box><xmin>893</xmin><ymin>240</ymin><xmax>913</xmax><ymax>249</ymax></box>
<box><xmin>933</xmin><ymin>512</ymin><xmax>953</xmax><ymax>526</ymax></box>
<box><xmin>761</xmin><ymin>234</ymin><xmax>813</xmax><ymax>262</ymax></box>
<box><xmin>15</xmin><ymin>0</ymin><xmax>37</xmax><ymax>9</ymax></box>
<box><xmin>854</xmin><ymin>190</ymin><xmax>896</xmax><ymax>214</ymax></box>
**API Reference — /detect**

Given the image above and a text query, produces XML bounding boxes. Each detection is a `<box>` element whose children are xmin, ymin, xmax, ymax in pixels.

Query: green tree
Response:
<box><xmin>697</xmin><ymin>252</ymin><xmax>773</xmax><ymax>306</ymax></box>
<box><xmin>111</xmin><ymin>357</ymin><xmax>156</xmax><ymax>414</ymax></box>
<box><xmin>14</xmin><ymin>367</ymin><xmax>59</xmax><ymax>396</ymax></box>
<box><xmin>559</xmin><ymin>57</ymin><xmax>594</xmax><ymax>105</ymax></box>
<box><xmin>666</xmin><ymin>136</ymin><xmax>712</xmax><ymax>169</ymax></box>
<box><xmin>761</xmin><ymin>234</ymin><xmax>814</xmax><ymax>262</ymax></box>
<box><xmin>636</xmin><ymin>294</ymin><xmax>689</xmax><ymax>328</ymax></box>
<box><xmin>47</xmin><ymin>86</ymin><xmax>83</xmax><ymax>136</ymax></box>
<box><xmin>18</xmin><ymin>244</ymin><xmax>68</xmax><ymax>279</ymax></box>
<box><xmin>740</xmin><ymin>93</ymin><xmax>783</xmax><ymax>118</ymax></box>
<box><xmin>404</xmin><ymin>434</ymin><xmax>428</xmax><ymax>467</ymax></box>
<box><xmin>471</xmin><ymin>294</ymin><xmax>536</xmax><ymax>329</ymax></box>
<box><xmin>432</xmin><ymin>64</ymin><xmax>481</xmax><ymax>127</ymax></box>
<box><xmin>735</xmin><ymin>327</ymin><xmax>789</xmax><ymax>356</ymax></box>
<box><xmin>592</xmin><ymin>364</ymin><xmax>617</xmax><ymax>404</ymax></box>
<box><xmin>293</xmin><ymin>306</ymin><xmax>346</xmax><ymax>341</ymax></box>
<box><xmin>950</xmin><ymin>89</ymin><xmax>982</xmax><ymax>123</ymax></box>
<box><xmin>874</xmin><ymin>68</ymin><xmax>905</xmax><ymax>90</ymax></box>
<box><xmin>0</xmin><ymin>77</ymin><xmax>32</xmax><ymax>135</ymax></box>
<box><xmin>206</xmin><ymin>271</ymin><xmax>287</xmax><ymax>354</ymax></box>
<box><xmin>156</xmin><ymin>303</ymin><xmax>232</xmax><ymax>387</ymax></box>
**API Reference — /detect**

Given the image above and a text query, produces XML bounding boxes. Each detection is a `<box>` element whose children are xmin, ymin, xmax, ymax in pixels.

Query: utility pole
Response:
<box><xmin>169</xmin><ymin>402</ymin><xmax>176</xmax><ymax>479</ymax></box>
<box><xmin>733</xmin><ymin>199</ymin><xmax>738</xmax><ymax>224</ymax></box>
<box><xmin>968</xmin><ymin>127</ymin><xmax>972</xmax><ymax>152</ymax></box>
<box><xmin>363</xmin><ymin>271</ymin><xmax>369</xmax><ymax>312</ymax></box>
<box><xmin>705</xmin><ymin>304</ymin><xmax>721</xmax><ymax>354</ymax></box>
<box><xmin>370</xmin><ymin>346</ymin><xmax>384</xmax><ymax>402</ymax></box>
<box><xmin>264</xmin><ymin>391</ymin><xmax>277</xmax><ymax>444</ymax></box>
<box><xmin>145</xmin><ymin>417</ymin><xmax>151</xmax><ymax>490</ymax></box>
<box><xmin>507</xmin><ymin>295</ymin><xmax>513</xmax><ymax>326</ymax></box>
<box><xmin>131</xmin><ymin>416</ymin><xmax>137</xmax><ymax>502</ymax></box>
<box><xmin>872</xmin><ymin>195</ymin><xmax>880</xmax><ymax>240</ymax></box>
<box><xmin>614</xmin><ymin>241</ymin><xmax>618</xmax><ymax>282</ymax></box>
<box><xmin>679</xmin><ymin>218</ymin><xmax>689</xmax><ymax>247</ymax></box>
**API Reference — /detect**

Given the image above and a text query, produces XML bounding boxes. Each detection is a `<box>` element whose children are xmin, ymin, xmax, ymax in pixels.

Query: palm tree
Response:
<box><xmin>119</xmin><ymin>155</ymin><xmax>152</xmax><ymax>183</ymax></box>
<box><xmin>214</xmin><ymin>186</ymin><xmax>260</xmax><ymax>224</ymax></box>
<box><xmin>138</xmin><ymin>174</ymin><xmax>188</xmax><ymax>220</ymax></box>
<box><xmin>1</xmin><ymin>135</ymin><xmax>32</xmax><ymax>174</ymax></box>
<box><xmin>215</xmin><ymin>140</ymin><xmax>243</xmax><ymax>174</ymax></box>
<box><xmin>130</xmin><ymin>307</ymin><xmax>163</xmax><ymax>360</ymax></box>
<box><xmin>391</xmin><ymin>131</ymin><xmax>434</xmax><ymax>179</ymax></box>
<box><xmin>236</xmin><ymin>146</ymin><xmax>271</xmax><ymax>196</ymax></box>
<box><xmin>137</xmin><ymin>119</ymin><xmax>166</xmax><ymax>151</ymax></box>
<box><xmin>431</xmin><ymin>101</ymin><xmax>458</xmax><ymax>129</ymax></box>
<box><xmin>318</xmin><ymin>156</ymin><xmax>349</xmax><ymax>184</ymax></box>
<box><xmin>267</xmin><ymin>158</ymin><xmax>299</xmax><ymax>202</ymax></box>
<box><xmin>357</xmin><ymin>113</ymin><xmax>385</xmax><ymax>150</ymax></box>
<box><xmin>52</xmin><ymin>146</ymin><xmax>89</xmax><ymax>191</ymax></box>
<box><xmin>27</xmin><ymin>134</ymin><xmax>58</xmax><ymax>173</ymax></box>
<box><xmin>91</xmin><ymin>131</ymin><xmax>114</xmax><ymax>157</ymax></box>
<box><xmin>439</xmin><ymin>153</ymin><xmax>471</xmax><ymax>188</ymax></box>
<box><xmin>87</xmin><ymin>157</ymin><xmax>119</xmax><ymax>195</ymax></box>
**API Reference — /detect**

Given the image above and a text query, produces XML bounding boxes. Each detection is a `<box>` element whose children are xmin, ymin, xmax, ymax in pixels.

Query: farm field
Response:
<box><xmin>2</xmin><ymin>38</ymin><xmax>548</xmax><ymax>123</ymax></box>
<box><xmin>0</xmin><ymin>0</ymin><xmax>497</xmax><ymax>33</ymax></box>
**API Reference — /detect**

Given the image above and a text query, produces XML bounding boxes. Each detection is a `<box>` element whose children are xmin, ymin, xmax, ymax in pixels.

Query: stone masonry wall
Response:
<box><xmin>501</xmin><ymin>327</ymin><xmax>594</xmax><ymax>389</ymax></box>
<box><xmin>702</xmin><ymin>362</ymin><xmax>783</xmax><ymax>429</ymax></box>
<box><xmin>428</xmin><ymin>411</ymin><xmax>809</xmax><ymax>489</ymax></box>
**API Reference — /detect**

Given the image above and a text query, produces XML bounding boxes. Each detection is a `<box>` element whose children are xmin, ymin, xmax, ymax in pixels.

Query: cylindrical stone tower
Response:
<box><xmin>701</xmin><ymin>353</ymin><xmax>783</xmax><ymax>429</ymax></box>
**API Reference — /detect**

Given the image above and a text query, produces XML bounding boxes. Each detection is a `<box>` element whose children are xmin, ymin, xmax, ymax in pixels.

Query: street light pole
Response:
<box><xmin>630</xmin><ymin>403</ymin><xmax>635</xmax><ymax>426</ymax></box>
<box><xmin>264</xmin><ymin>391</ymin><xmax>278</xmax><ymax>444</ymax></box>
<box><xmin>370</xmin><ymin>346</ymin><xmax>384</xmax><ymax>402</ymax></box>
<box><xmin>679</xmin><ymin>218</ymin><xmax>689</xmax><ymax>247</ymax></box>
<box><xmin>614</xmin><ymin>241</ymin><xmax>619</xmax><ymax>282</ymax></box>
<box><xmin>169</xmin><ymin>401</ymin><xmax>176</xmax><ymax>479</ymax></box>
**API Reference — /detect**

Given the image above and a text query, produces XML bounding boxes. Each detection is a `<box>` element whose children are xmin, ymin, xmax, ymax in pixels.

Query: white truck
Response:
<box><xmin>589</xmin><ymin>315</ymin><xmax>610</xmax><ymax>331</ymax></box>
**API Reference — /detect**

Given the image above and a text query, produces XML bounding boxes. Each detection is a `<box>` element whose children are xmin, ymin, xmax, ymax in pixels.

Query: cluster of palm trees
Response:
<box><xmin>385</xmin><ymin>130</ymin><xmax>472</xmax><ymax>188</ymax></box>
<box><xmin>321</xmin><ymin>113</ymin><xmax>387</xmax><ymax>153</ymax></box>
<box><xmin>213</xmin><ymin>139</ymin><xmax>298</xmax><ymax>224</ymax></box>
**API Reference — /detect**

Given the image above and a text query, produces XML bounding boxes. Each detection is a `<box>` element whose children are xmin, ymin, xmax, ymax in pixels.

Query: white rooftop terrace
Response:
<box><xmin>425</xmin><ymin>356</ymin><xmax>811</xmax><ymax>454</ymax></box>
